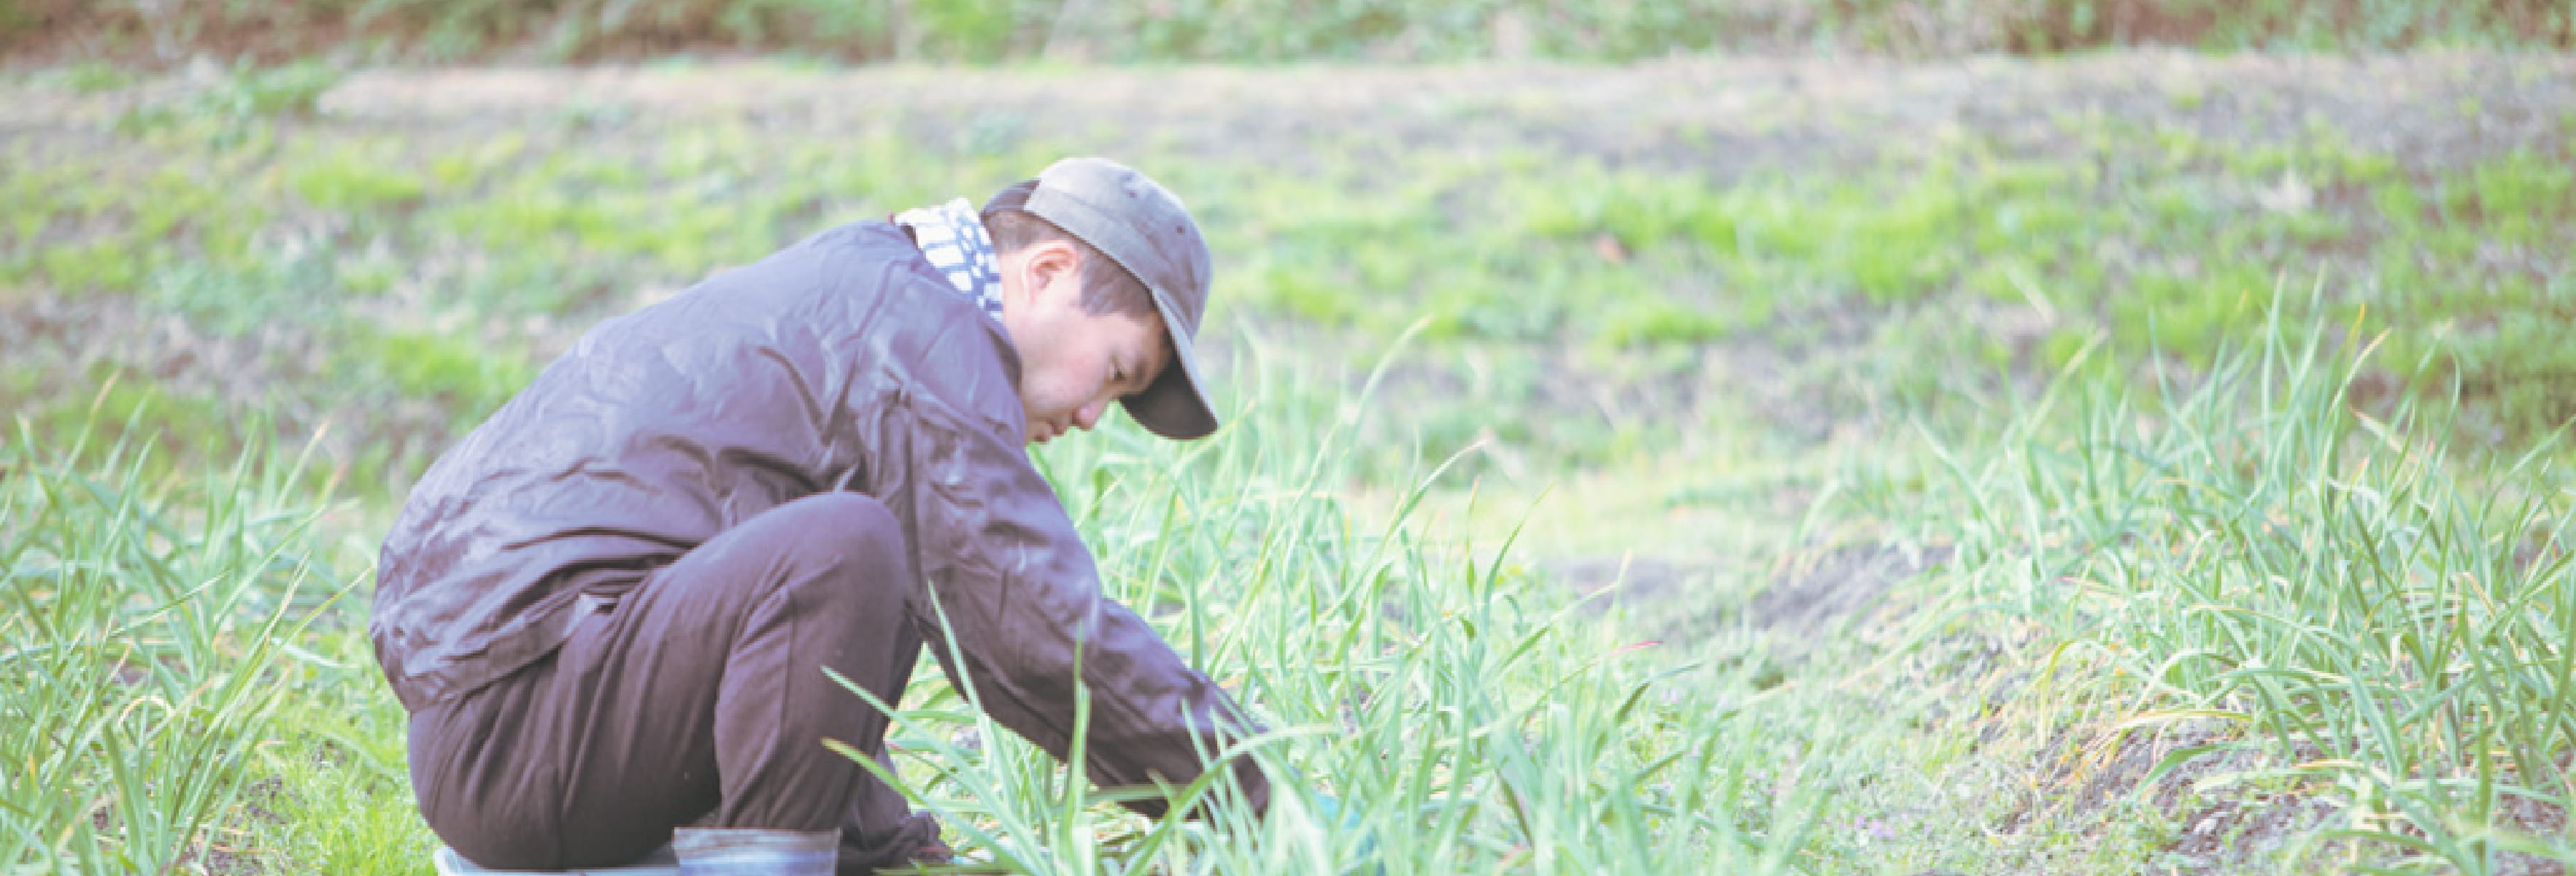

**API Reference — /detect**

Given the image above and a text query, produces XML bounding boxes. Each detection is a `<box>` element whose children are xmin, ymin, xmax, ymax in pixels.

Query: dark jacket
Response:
<box><xmin>371</xmin><ymin>220</ymin><xmax>1268</xmax><ymax>816</ymax></box>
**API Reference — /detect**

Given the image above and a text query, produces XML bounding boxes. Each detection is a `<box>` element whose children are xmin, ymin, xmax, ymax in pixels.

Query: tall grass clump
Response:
<box><xmin>0</xmin><ymin>407</ymin><xmax>336</xmax><ymax>874</ymax></box>
<box><xmin>1935</xmin><ymin>300</ymin><xmax>2576</xmax><ymax>872</ymax></box>
<box><xmin>825</xmin><ymin>343</ymin><xmax>1831</xmax><ymax>875</ymax></box>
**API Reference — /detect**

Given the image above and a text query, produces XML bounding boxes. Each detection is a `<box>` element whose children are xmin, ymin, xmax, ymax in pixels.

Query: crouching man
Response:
<box><xmin>372</xmin><ymin>158</ymin><xmax>1271</xmax><ymax>875</ymax></box>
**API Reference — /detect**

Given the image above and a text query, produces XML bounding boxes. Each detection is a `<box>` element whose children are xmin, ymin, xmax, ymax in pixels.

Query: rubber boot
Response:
<box><xmin>671</xmin><ymin>828</ymin><xmax>838</xmax><ymax>876</ymax></box>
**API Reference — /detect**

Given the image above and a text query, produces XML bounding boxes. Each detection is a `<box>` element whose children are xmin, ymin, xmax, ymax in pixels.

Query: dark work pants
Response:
<box><xmin>407</xmin><ymin>493</ymin><xmax>938</xmax><ymax>872</ymax></box>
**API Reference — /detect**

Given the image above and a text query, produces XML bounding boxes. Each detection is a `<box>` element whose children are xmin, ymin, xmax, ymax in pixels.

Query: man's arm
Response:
<box><xmin>868</xmin><ymin>361</ymin><xmax>1271</xmax><ymax>819</ymax></box>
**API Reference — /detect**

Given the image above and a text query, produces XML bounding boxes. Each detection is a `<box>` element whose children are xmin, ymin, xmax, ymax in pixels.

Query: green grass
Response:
<box><xmin>830</xmin><ymin>364</ymin><xmax>1834</xmax><ymax>873</ymax></box>
<box><xmin>4</xmin><ymin>57</ymin><xmax>2575</xmax><ymax>875</ymax></box>
<box><xmin>1892</xmin><ymin>308</ymin><xmax>2576</xmax><ymax>873</ymax></box>
<box><xmin>0</xmin><ymin>323</ymin><xmax>1842</xmax><ymax>876</ymax></box>
<box><xmin>6</xmin><ymin>76</ymin><xmax>2568</xmax><ymax>485</ymax></box>
<box><xmin>0</xmin><ymin>414</ymin><xmax>346</xmax><ymax>873</ymax></box>
<box><xmin>19</xmin><ymin>297</ymin><xmax>2564</xmax><ymax>874</ymax></box>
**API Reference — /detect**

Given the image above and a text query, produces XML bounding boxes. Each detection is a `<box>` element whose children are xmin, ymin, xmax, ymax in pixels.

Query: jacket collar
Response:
<box><xmin>892</xmin><ymin>199</ymin><xmax>1006</xmax><ymax>327</ymax></box>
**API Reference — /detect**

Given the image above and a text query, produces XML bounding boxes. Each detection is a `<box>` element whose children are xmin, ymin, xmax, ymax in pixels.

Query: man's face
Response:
<box><xmin>998</xmin><ymin>240</ymin><xmax>1171</xmax><ymax>445</ymax></box>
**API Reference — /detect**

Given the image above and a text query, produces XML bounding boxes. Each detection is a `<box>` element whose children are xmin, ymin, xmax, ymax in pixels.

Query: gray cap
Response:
<box><xmin>985</xmin><ymin>157</ymin><xmax>1219</xmax><ymax>440</ymax></box>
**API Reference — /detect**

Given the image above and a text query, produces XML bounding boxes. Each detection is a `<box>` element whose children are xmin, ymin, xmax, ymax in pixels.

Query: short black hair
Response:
<box><xmin>982</xmin><ymin>180</ymin><xmax>1156</xmax><ymax>320</ymax></box>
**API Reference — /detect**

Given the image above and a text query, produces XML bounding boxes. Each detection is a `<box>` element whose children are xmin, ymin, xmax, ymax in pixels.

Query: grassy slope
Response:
<box><xmin>2</xmin><ymin>56</ymin><xmax>2573</xmax><ymax>874</ymax></box>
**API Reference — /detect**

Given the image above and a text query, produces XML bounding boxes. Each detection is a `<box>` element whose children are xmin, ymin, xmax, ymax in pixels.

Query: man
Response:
<box><xmin>374</xmin><ymin>157</ymin><xmax>1272</xmax><ymax>875</ymax></box>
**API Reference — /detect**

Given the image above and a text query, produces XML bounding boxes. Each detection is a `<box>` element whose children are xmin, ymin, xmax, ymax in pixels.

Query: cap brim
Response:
<box><xmin>1119</xmin><ymin>286</ymin><xmax>1218</xmax><ymax>440</ymax></box>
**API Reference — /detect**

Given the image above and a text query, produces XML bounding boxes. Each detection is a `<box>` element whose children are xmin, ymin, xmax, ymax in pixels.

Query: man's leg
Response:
<box><xmin>410</xmin><ymin>492</ymin><xmax>931</xmax><ymax>870</ymax></box>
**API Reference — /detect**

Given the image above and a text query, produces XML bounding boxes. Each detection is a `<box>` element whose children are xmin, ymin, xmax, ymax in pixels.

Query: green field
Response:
<box><xmin>4</xmin><ymin>43</ymin><xmax>2575</xmax><ymax>876</ymax></box>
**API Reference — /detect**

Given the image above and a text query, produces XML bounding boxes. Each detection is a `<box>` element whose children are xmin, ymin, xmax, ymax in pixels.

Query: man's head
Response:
<box><xmin>980</xmin><ymin>158</ymin><xmax>1219</xmax><ymax>445</ymax></box>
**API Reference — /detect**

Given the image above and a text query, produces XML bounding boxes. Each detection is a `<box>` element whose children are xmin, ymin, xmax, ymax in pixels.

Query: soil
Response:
<box><xmin>1745</xmin><ymin>542</ymin><xmax>1953</xmax><ymax>647</ymax></box>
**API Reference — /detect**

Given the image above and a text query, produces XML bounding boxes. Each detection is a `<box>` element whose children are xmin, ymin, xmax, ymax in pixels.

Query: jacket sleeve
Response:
<box><xmin>874</xmin><ymin>369</ymin><xmax>1273</xmax><ymax>820</ymax></box>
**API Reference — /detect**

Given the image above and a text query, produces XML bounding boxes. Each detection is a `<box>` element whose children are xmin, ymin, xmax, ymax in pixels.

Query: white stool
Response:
<box><xmin>432</xmin><ymin>845</ymin><xmax>682</xmax><ymax>876</ymax></box>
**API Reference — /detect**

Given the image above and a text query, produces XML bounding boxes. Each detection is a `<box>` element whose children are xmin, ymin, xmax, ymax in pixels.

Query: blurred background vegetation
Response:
<box><xmin>7</xmin><ymin>2</ymin><xmax>2576</xmax><ymax>873</ymax></box>
<box><xmin>4</xmin><ymin>0</ymin><xmax>2571</xmax><ymax>66</ymax></box>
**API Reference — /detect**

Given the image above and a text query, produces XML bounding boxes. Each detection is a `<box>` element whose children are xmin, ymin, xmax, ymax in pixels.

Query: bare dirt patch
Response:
<box><xmin>1748</xmin><ymin>542</ymin><xmax>1952</xmax><ymax>648</ymax></box>
<box><xmin>1543</xmin><ymin>540</ymin><xmax>1951</xmax><ymax>659</ymax></box>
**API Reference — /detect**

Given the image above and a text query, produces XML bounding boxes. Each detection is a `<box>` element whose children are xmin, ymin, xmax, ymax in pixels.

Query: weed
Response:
<box><xmin>0</xmin><ymin>417</ymin><xmax>336</xmax><ymax>874</ymax></box>
<box><xmin>1923</xmin><ymin>305</ymin><xmax>2576</xmax><ymax>872</ymax></box>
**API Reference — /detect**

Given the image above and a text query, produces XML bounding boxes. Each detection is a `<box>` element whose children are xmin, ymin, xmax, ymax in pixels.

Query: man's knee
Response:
<box><xmin>776</xmin><ymin>491</ymin><xmax>904</xmax><ymax>561</ymax></box>
<box><xmin>753</xmin><ymin>492</ymin><xmax>911</xmax><ymax>602</ymax></box>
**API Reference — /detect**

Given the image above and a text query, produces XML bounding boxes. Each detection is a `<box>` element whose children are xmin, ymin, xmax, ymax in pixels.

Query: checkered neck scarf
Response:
<box><xmin>893</xmin><ymin>198</ymin><xmax>1006</xmax><ymax>326</ymax></box>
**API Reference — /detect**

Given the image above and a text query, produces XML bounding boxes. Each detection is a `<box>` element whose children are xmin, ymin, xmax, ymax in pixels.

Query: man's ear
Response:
<box><xmin>1021</xmin><ymin>239</ymin><xmax>1081</xmax><ymax>303</ymax></box>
